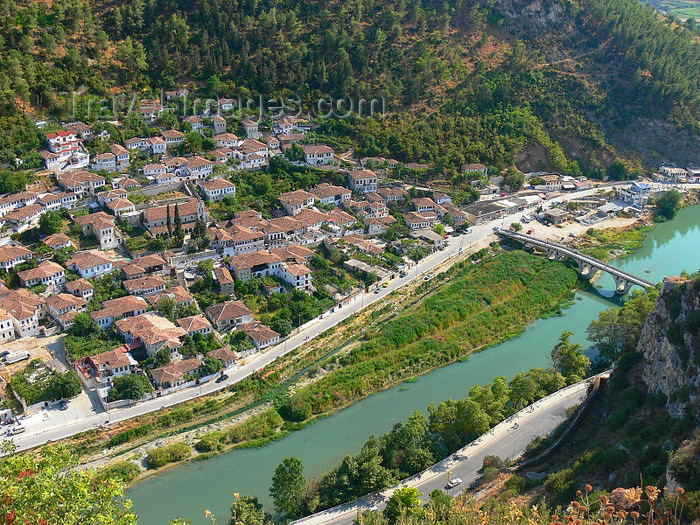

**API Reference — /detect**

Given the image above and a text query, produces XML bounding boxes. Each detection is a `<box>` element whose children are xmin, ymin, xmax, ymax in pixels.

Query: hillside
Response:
<box><xmin>1</xmin><ymin>0</ymin><xmax>700</xmax><ymax>175</ymax></box>
<box><xmin>468</xmin><ymin>274</ymin><xmax>700</xmax><ymax>521</ymax></box>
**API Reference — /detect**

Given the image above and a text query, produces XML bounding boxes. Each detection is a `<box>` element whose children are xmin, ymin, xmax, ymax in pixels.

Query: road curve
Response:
<box><xmin>292</xmin><ymin>372</ymin><xmax>610</xmax><ymax>525</ymax></box>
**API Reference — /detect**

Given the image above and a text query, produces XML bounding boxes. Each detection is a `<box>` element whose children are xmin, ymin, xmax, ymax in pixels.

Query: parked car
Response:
<box><xmin>59</xmin><ymin>401</ymin><xmax>69</xmax><ymax>411</ymax></box>
<box><xmin>374</xmin><ymin>287</ymin><xmax>381</xmax><ymax>294</ymax></box>
<box><xmin>215</xmin><ymin>374</ymin><xmax>229</xmax><ymax>383</ymax></box>
<box><xmin>399</xmin><ymin>271</ymin><xmax>407</xmax><ymax>278</ymax></box>
<box><xmin>382</xmin><ymin>282</ymin><xmax>389</xmax><ymax>288</ymax></box>
<box><xmin>527</xmin><ymin>229</ymin><xmax>534</xmax><ymax>234</ymax></box>
<box><xmin>3</xmin><ymin>351</ymin><xmax>29</xmax><ymax>364</ymax></box>
<box><xmin>0</xmin><ymin>350</ymin><xmax>10</xmax><ymax>359</ymax></box>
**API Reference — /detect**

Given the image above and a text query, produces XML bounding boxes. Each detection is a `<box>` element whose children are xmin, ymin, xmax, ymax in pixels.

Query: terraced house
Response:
<box><xmin>90</xmin><ymin>295</ymin><xmax>149</xmax><ymax>328</ymax></box>
<box><xmin>141</xmin><ymin>198</ymin><xmax>209</xmax><ymax>237</ymax></box>
<box><xmin>0</xmin><ymin>245</ymin><xmax>32</xmax><ymax>271</ymax></box>
<box><xmin>123</xmin><ymin>275</ymin><xmax>167</xmax><ymax>297</ymax></box>
<box><xmin>198</xmin><ymin>178</ymin><xmax>236</xmax><ymax>202</ymax></box>
<box><xmin>74</xmin><ymin>212</ymin><xmax>118</xmax><ymax>250</ymax></box>
<box><xmin>17</xmin><ymin>261</ymin><xmax>66</xmax><ymax>289</ymax></box>
<box><xmin>46</xmin><ymin>293</ymin><xmax>88</xmax><ymax>330</ymax></box>
<box><xmin>65</xmin><ymin>251</ymin><xmax>113</xmax><ymax>279</ymax></box>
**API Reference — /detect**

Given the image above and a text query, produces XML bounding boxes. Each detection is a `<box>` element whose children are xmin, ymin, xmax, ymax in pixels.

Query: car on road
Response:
<box><xmin>9</xmin><ymin>425</ymin><xmax>26</xmax><ymax>435</ymax></box>
<box><xmin>446</xmin><ymin>477</ymin><xmax>463</xmax><ymax>488</ymax></box>
<box><xmin>215</xmin><ymin>374</ymin><xmax>229</xmax><ymax>383</ymax></box>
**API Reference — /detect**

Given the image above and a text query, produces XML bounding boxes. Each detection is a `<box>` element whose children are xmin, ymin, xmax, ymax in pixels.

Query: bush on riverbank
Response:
<box><xmin>94</xmin><ymin>461</ymin><xmax>141</xmax><ymax>486</ymax></box>
<box><xmin>146</xmin><ymin>443</ymin><xmax>191</xmax><ymax>469</ymax></box>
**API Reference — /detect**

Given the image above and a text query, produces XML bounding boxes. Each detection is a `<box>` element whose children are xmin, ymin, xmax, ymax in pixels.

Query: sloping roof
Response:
<box><xmin>107</xmin><ymin>198</ymin><xmax>135</xmax><ymax>211</ymax></box>
<box><xmin>209</xmin><ymin>345</ymin><xmax>237</xmax><ymax>363</ymax></box>
<box><xmin>309</xmin><ymin>183</ymin><xmax>351</xmax><ymax>200</ymax></box>
<box><xmin>123</xmin><ymin>275</ymin><xmax>167</xmax><ymax>294</ymax></box>
<box><xmin>145</xmin><ymin>285</ymin><xmax>193</xmax><ymax>306</ymax></box>
<box><xmin>17</xmin><ymin>260</ymin><xmax>65</xmax><ymax>283</ymax></box>
<box><xmin>279</xmin><ymin>189</ymin><xmax>315</xmax><ymax>207</ymax></box>
<box><xmin>205</xmin><ymin>300</ymin><xmax>252</xmax><ymax>322</ymax></box>
<box><xmin>0</xmin><ymin>245</ymin><xmax>32</xmax><ymax>264</ymax></box>
<box><xmin>0</xmin><ymin>290</ymin><xmax>46</xmax><ymax>320</ymax></box>
<box><xmin>240</xmin><ymin>322</ymin><xmax>280</xmax><ymax>345</ymax></box>
<box><xmin>46</xmin><ymin>293</ymin><xmax>87</xmax><ymax>311</ymax></box>
<box><xmin>161</xmin><ymin>129</ymin><xmax>185</xmax><ymax>140</ymax></box>
<box><xmin>151</xmin><ymin>358</ymin><xmax>202</xmax><ymax>386</ymax></box>
<box><xmin>42</xmin><ymin>233</ymin><xmax>74</xmax><ymax>249</ymax></box>
<box><xmin>304</xmin><ymin>144</ymin><xmax>333</xmax><ymax>155</ymax></box>
<box><xmin>284</xmin><ymin>263</ymin><xmax>312</xmax><ymax>277</ymax></box>
<box><xmin>5</xmin><ymin>204</ymin><xmax>43</xmax><ymax>221</ymax></box>
<box><xmin>66</xmin><ymin>251</ymin><xmax>112</xmax><ymax>271</ymax></box>
<box><xmin>213</xmin><ymin>267</ymin><xmax>234</xmax><ymax>285</ymax></box>
<box><xmin>88</xmin><ymin>347</ymin><xmax>136</xmax><ymax>370</ymax></box>
<box><xmin>347</xmin><ymin>169</ymin><xmax>376</xmax><ymax>180</ymax></box>
<box><xmin>176</xmin><ymin>314</ymin><xmax>212</xmax><ymax>333</ymax></box>
<box><xmin>91</xmin><ymin>295</ymin><xmax>147</xmax><ymax>320</ymax></box>
<box><xmin>200</xmin><ymin>178</ymin><xmax>235</xmax><ymax>191</ymax></box>
<box><xmin>66</xmin><ymin>278</ymin><xmax>93</xmax><ymax>293</ymax></box>
<box><xmin>228</xmin><ymin>251</ymin><xmax>282</xmax><ymax>271</ymax></box>
<box><xmin>270</xmin><ymin>244</ymin><xmax>314</xmax><ymax>263</ymax></box>
<box><xmin>142</xmin><ymin>198</ymin><xmax>202</xmax><ymax>222</ymax></box>
<box><xmin>116</xmin><ymin>312</ymin><xmax>187</xmax><ymax>346</ymax></box>
<box><xmin>75</xmin><ymin>211</ymin><xmax>114</xmax><ymax>231</ymax></box>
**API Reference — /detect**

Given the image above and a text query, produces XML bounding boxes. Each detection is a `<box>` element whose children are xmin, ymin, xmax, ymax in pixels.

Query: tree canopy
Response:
<box><xmin>0</xmin><ymin>444</ymin><xmax>137</xmax><ymax>524</ymax></box>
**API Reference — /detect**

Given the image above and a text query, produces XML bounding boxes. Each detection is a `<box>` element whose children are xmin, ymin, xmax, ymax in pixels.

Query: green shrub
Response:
<box><xmin>504</xmin><ymin>475</ymin><xmax>525</xmax><ymax>493</ymax></box>
<box><xmin>545</xmin><ymin>468</ymin><xmax>575</xmax><ymax>498</ymax></box>
<box><xmin>482</xmin><ymin>466</ymin><xmax>500</xmax><ymax>483</ymax></box>
<box><xmin>195</xmin><ymin>431</ymin><xmax>226</xmax><ymax>453</ymax></box>
<box><xmin>108</xmin><ymin>424</ymin><xmax>155</xmax><ymax>448</ymax></box>
<box><xmin>94</xmin><ymin>461</ymin><xmax>141</xmax><ymax>485</ymax></box>
<box><xmin>146</xmin><ymin>443</ymin><xmax>191</xmax><ymax>469</ymax></box>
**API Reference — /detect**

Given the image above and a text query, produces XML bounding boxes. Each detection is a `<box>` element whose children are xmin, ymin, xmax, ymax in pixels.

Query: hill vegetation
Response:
<box><xmin>1</xmin><ymin>0</ymin><xmax>700</xmax><ymax>177</ymax></box>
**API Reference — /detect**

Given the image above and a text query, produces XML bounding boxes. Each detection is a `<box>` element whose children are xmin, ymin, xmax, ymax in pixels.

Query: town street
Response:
<box><xmin>3</xmin><ymin>183</ymin><xmax>679</xmax><ymax>452</ymax></box>
<box><xmin>291</xmin><ymin>373</ymin><xmax>609</xmax><ymax>525</ymax></box>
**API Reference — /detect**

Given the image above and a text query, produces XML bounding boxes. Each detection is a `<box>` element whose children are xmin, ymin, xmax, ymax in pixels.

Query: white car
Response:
<box><xmin>446</xmin><ymin>477</ymin><xmax>463</xmax><ymax>488</ymax></box>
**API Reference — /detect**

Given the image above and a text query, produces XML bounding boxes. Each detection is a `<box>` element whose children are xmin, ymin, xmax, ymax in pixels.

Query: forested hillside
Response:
<box><xmin>1</xmin><ymin>0</ymin><xmax>699</xmax><ymax>174</ymax></box>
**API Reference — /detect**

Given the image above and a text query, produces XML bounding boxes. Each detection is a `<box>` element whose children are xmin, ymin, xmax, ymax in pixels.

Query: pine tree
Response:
<box><xmin>174</xmin><ymin>204</ymin><xmax>183</xmax><ymax>239</ymax></box>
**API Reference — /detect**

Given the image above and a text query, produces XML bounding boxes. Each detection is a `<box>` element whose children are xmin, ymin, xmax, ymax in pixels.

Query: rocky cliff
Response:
<box><xmin>639</xmin><ymin>276</ymin><xmax>700</xmax><ymax>418</ymax></box>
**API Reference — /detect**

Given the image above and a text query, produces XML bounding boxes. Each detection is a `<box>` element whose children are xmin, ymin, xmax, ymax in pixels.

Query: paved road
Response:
<box><xmin>292</xmin><ymin>373</ymin><xmax>609</xmax><ymax>525</ymax></box>
<box><xmin>3</xmin><ymin>182</ymin><xmax>672</xmax><ymax>451</ymax></box>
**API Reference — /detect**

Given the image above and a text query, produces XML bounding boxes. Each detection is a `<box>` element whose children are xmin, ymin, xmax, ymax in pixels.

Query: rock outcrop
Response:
<box><xmin>493</xmin><ymin>0</ymin><xmax>574</xmax><ymax>32</ymax></box>
<box><xmin>639</xmin><ymin>276</ymin><xmax>700</xmax><ymax>418</ymax></box>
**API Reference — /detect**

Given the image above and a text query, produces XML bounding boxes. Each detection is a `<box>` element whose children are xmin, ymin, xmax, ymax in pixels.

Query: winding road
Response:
<box><xmin>292</xmin><ymin>372</ymin><xmax>610</xmax><ymax>525</ymax></box>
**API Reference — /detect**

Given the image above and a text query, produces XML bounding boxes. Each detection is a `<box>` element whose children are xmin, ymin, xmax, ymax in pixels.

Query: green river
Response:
<box><xmin>128</xmin><ymin>205</ymin><xmax>700</xmax><ymax>524</ymax></box>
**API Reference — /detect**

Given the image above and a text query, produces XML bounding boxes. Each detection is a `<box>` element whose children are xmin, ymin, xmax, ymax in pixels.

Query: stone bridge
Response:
<box><xmin>496</xmin><ymin>229</ymin><xmax>654</xmax><ymax>294</ymax></box>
